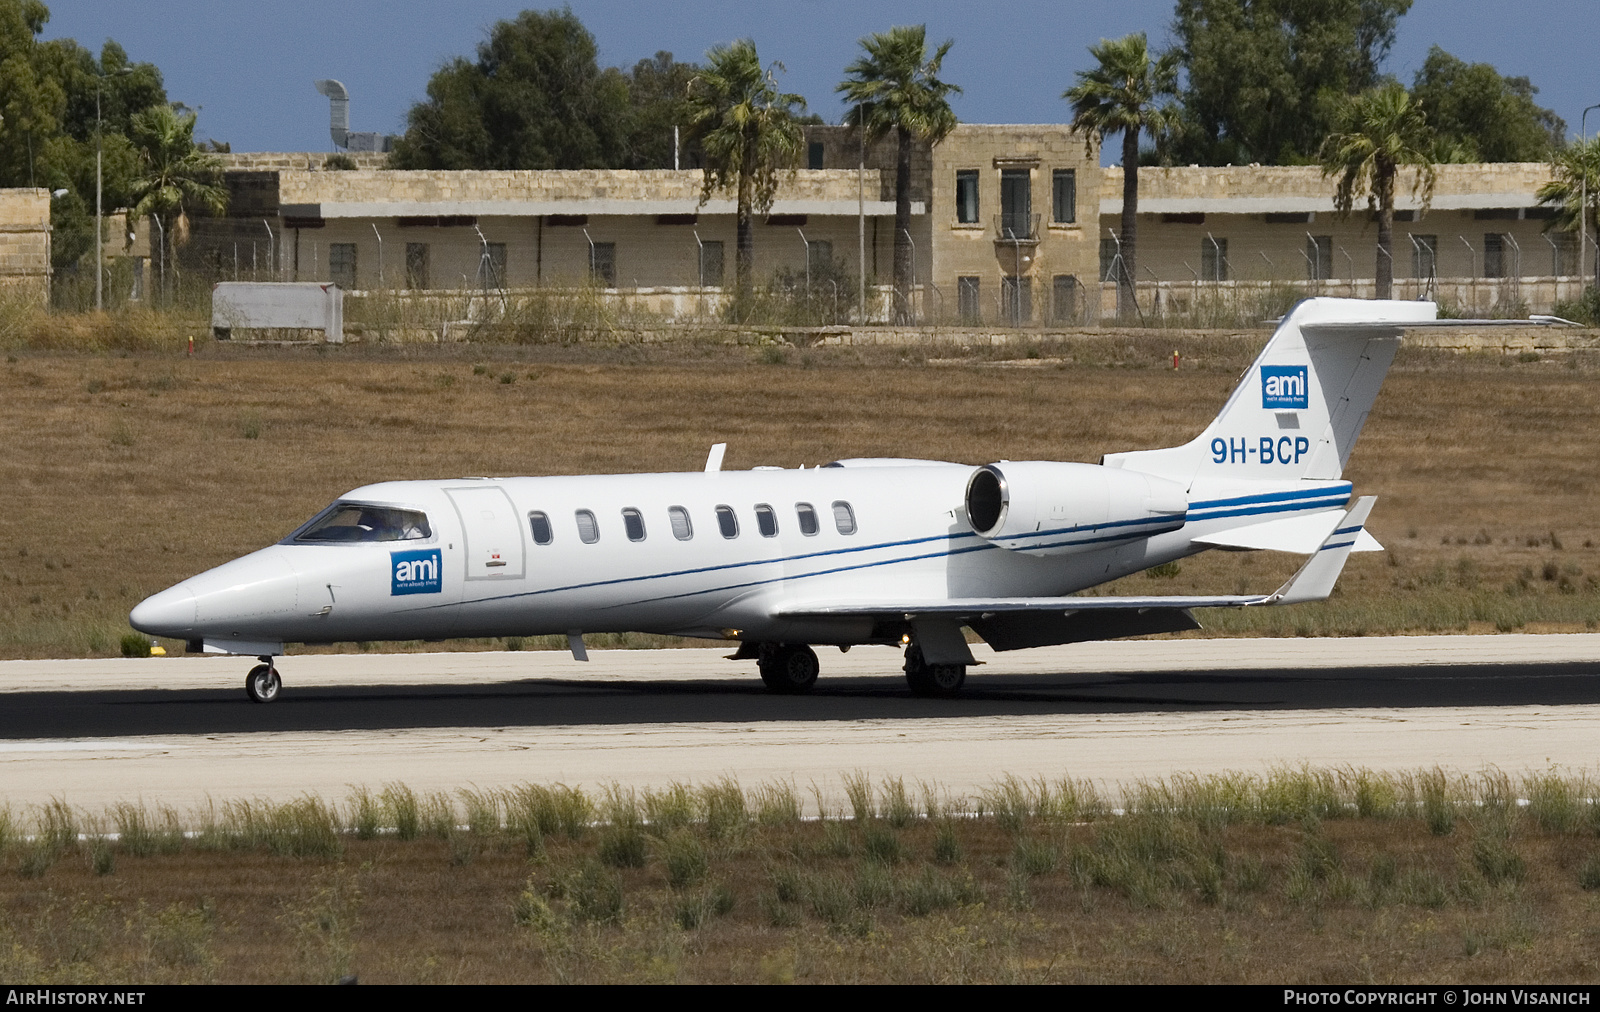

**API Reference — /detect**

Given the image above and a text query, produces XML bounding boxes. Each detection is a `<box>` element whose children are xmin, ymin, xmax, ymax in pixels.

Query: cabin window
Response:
<box><xmin>528</xmin><ymin>511</ymin><xmax>553</xmax><ymax>545</ymax></box>
<box><xmin>832</xmin><ymin>501</ymin><xmax>857</xmax><ymax>535</ymax></box>
<box><xmin>295</xmin><ymin>503</ymin><xmax>431</xmax><ymax>543</ymax></box>
<box><xmin>716</xmin><ymin>505</ymin><xmax>739</xmax><ymax>539</ymax></box>
<box><xmin>668</xmin><ymin>506</ymin><xmax>693</xmax><ymax>541</ymax></box>
<box><xmin>796</xmin><ymin>502</ymin><xmax>819</xmax><ymax>536</ymax></box>
<box><xmin>622</xmin><ymin>508</ymin><xmax>646</xmax><ymax>542</ymax></box>
<box><xmin>755</xmin><ymin>504</ymin><xmax>778</xmax><ymax>537</ymax></box>
<box><xmin>575</xmin><ymin>509</ymin><xmax>599</xmax><ymax>544</ymax></box>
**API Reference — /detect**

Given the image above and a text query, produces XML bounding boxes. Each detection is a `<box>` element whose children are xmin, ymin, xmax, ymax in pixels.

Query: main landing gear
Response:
<box><xmin>757</xmin><ymin>643</ymin><xmax>820</xmax><ymax>694</ymax></box>
<box><xmin>903</xmin><ymin>644</ymin><xmax>966</xmax><ymax>698</ymax></box>
<box><xmin>245</xmin><ymin>657</ymin><xmax>282</xmax><ymax>704</ymax></box>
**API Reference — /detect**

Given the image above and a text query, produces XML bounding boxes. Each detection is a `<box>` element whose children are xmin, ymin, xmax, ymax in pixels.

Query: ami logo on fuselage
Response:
<box><xmin>391</xmin><ymin>548</ymin><xmax>442</xmax><ymax>595</ymax></box>
<box><xmin>1261</xmin><ymin>365</ymin><xmax>1309</xmax><ymax>410</ymax></box>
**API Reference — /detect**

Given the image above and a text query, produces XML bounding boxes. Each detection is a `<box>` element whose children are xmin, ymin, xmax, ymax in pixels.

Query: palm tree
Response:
<box><xmin>1064</xmin><ymin>33</ymin><xmax>1177</xmax><ymax>317</ymax></box>
<box><xmin>837</xmin><ymin>25</ymin><xmax>960</xmax><ymax>323</ymax></box>
<box><xmin>127</xmin><ymin>104</ymin><xmax>225</xmax><ymax>292</ymax></box>
<box><xmin>1535</xmin><ymin>136</ymin><xmax>1600</xmax><ymax>286</ymax></box>
<box><xmin>1320</xmin><ymin>85</ymin><xmax>1436</xmax><ymax>301</ymax></box>
<box><xmin>684</xmin><ymin>40</ymin><xmax>805</xmax><ymax>308</ymax></box>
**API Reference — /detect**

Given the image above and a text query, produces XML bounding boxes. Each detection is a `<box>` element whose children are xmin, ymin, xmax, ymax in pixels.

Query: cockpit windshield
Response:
<box><xmin>293</xmin><ymin>503</ymin><xmax>432</xmax><ymax>543</ymax></box>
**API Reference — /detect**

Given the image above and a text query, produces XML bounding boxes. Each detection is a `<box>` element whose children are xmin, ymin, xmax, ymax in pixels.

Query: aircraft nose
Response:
<box><xmin>129</xmin><ymin>584</ymin><xmax>197</xmax><ymax>637</ymax></box>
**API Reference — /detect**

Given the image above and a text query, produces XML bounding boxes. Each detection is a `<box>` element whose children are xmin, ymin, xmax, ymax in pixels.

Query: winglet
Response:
<box><xmin>1267</xmin><ymin>496</ymin><xmax>1375</xmax><ymax>605</ymax></box>
<box><xmin>705</xmin><ymin>442</ymin><xmax>727</xmax><ymax>473</ymax></box>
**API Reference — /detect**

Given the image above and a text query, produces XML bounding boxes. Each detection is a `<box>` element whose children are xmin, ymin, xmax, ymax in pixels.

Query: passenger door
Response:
<box><xmin>445</xmin><ymin>486</ymin><xmax>526</xmax><ymax>581</ymax></box>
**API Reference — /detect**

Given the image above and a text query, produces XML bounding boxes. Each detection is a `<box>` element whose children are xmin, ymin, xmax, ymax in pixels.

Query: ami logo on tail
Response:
<box><xmin>1261</xmin><ymin>365</ymin><xmax>1308</xmax><ymax>409</ymax></box>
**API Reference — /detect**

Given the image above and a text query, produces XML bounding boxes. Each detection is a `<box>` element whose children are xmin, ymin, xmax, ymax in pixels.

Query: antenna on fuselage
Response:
<box><xmin>705</xmin><ymin>443</ymin><xmax>727</xmax><ymax>473</ymax></box>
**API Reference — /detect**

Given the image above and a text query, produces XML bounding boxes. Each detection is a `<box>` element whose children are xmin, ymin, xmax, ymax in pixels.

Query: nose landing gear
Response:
<box><xmin>245</xmin><ymin>657</ymin><xmax>282</xmax><ymax>704</ymax></box>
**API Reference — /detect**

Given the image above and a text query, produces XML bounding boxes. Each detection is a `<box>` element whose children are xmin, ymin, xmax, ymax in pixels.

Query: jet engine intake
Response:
<box><xmin>964</xmin><ymin>461</ymin><xmax>1188</xmax><ymax>556</ymax></box>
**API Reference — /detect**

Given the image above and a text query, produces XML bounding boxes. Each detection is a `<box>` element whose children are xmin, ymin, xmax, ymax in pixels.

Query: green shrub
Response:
<box><xmin>861</xmin><ymin>823</ymin><xmax>903</xmax><ymax>865</ymax></box>
<box><xmin>932</xmin><ymin>820</ymin><xmax>962</xmax><ymax>865</ymax></box>
<box><xmin>662</xmin><ymin>831</ymin><xmax>708</xmax><ymax>889</ymax></box>
<box><xmin>119</xmin><ymin>633</ymin><xmax>150</xmax><ymax>658</ymax></box>
<box><xmin>597</xmin><ymin>823</ymin><xmax>647</xmax><ymax>869</ymax></box>
<box><xmin>570</xmin><ymin>860</ymin><xmax>624</xmax><ymax>924</ymax></box>
<box><xmin>1012</xmin><ymin>836</ymin><xmax>1061</xmax><ymax>877</ymax></box>
<box><xmin>381</xmin><ymin>784</ymin><xmax>420</xmax><ymax>842</ymax></box>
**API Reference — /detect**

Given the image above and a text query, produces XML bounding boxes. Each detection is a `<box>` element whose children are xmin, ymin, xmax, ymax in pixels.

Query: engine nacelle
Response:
<box><xmin>964</xmin><ymin>461</ymin><xmax>1188</xmax><ymax>556</ymax></box>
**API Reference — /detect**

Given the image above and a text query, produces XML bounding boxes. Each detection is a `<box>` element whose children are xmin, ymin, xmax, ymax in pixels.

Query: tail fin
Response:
<box><xmin>1104</xmin><ymin>298</ymin><xmax>1435</xmax><ymax>486</ymax></box>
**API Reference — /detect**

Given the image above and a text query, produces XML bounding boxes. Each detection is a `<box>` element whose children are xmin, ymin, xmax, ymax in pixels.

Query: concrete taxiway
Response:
<box><xmin>1</xmin><ymin>635</ymin><xmax>1597</xmax><ymax>812</ymax></box>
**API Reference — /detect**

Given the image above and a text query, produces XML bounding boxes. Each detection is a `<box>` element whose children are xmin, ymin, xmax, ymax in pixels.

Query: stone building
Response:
<box><xmin>175</xmin><ymin>132</ymin><xmax>1585</xmax><ymax>324</ymax></box>
<box><xmin>1099</xmin><ymin>162</ymin><xmax>1581</xmax><ymax>317</ymax></box>
<box><xmin>0</xmin><ymin>188</ymin><xmax>52</xmax><ymax>305</ymax></box>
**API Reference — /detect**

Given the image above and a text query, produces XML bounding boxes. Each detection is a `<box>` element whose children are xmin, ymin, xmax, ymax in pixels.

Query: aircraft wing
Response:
<box><xmin>776</xmin><ymin>497</ymin><xmax>1375</xmax><ymax>657</ymax></box>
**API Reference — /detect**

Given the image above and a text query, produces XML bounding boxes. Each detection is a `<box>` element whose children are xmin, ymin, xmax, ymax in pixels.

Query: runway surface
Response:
<box><xmin>2</xmin><ymin>635</ymin><xmax>1598</xmax><ymax>812</ymax></box>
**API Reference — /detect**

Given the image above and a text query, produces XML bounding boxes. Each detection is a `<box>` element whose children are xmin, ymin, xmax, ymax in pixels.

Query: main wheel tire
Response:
<box><xmin>245</xmin><ymin>663</ymin><xmax>281</xmax><ymax>704</ymax></box>
<box><xmin>758</xmin><ymin>643</ymin><xmax>820</xmax><ymax>694</ymax></box>
<box><xmin>904</xmin><ymin>645</ymin><xmax>966</xmax><ymax>697</ymax></box>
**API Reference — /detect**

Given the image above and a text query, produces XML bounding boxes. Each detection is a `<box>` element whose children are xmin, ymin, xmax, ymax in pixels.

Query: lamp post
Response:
<box><xmin>94</xmin><ymin>66</ymin><xmax>133</xmax><ymax>312</ymax></box>
<box><xmin>1581</xmin><ymin>104</ymin><xmax>1600</xmax><ymax>289</ymax></box>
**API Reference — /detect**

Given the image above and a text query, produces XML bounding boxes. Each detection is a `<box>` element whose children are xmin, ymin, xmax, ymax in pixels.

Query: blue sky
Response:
<box><xmin>40</xmin><ymin>0</ymin><xmax>1600</xmax><ymax>156</ymax></box>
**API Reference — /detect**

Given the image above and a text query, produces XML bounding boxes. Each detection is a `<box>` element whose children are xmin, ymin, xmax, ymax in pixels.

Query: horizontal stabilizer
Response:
<box><xmin>1298</xmin><ymin>317</ymin><xmax>1580</xmax><ymax>331</ymax></box>
<box><xmin>1193</xmin><ymin>507</ymin><xmax>1383</xmax><ymax>554</ymax></box>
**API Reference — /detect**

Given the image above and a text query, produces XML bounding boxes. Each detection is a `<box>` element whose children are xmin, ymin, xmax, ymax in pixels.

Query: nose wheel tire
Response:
<box><xmin>245</xmin><ymin>663</ymin><xmax>282</xmax><ymax>704</ymax></box>
<box><xmin>904</xmin><ymin>645</ymin><xmax>966</xmax><ymax>697</ymax></box>
<box><xmin>757</xmin><ymin>643</ymin><xmax>820</xmax><ymax>694</ymax></box>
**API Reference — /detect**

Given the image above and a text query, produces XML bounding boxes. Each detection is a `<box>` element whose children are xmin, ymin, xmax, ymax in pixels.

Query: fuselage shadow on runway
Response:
<box><xmin>3</xmin><ymin>660</ymin><xmax>1598</xmax><ymax>739</ymax></box>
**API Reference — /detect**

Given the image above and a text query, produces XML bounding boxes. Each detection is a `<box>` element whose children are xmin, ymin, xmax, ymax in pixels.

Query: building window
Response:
<box><xmin>795</xmin><ymin>502</ymin><xmax>818</xmax><ymax>536</ymax></box>
<box><xmin>1052</xmin><ymin>275</ymin><xmax>1078</xmax><ymax>323</ymax></box>
<box><xmin>404</xmin><ymin>242</ymin><xmax>430</xmax><ymax>289</ymax></box>
<box><xmin>1100</xmin><ymin>237</ymin><xmax>1120</xmax><ymax>283</ymax></box>
<box><xmin>957</xmin><ymin>276</ymin><xmax>981</xmax><ymax>323</ymax></box>
<box><xmin>1411</xmin><ymin>235</ymin><xmax>1438</xmax><ymax>279</ymax></box>
<box><xmin>1201</xmin><ymin>237</ymin><xmax>1229</xmax><ymax>282</ymax></box>
<box><xmin>1002</xmin><ymin>276</ymin><xmax>1032</xmax><ymax>325</ymax></box>
<box><xmin>807</xmin><ymin>141</ymin><xmax>825</xmax><ymax>169</ymax></box>
<box><xmin>1000</xmin><ymin>169</ymin><xmax>1032</xmax><ymax>238</ymax></box>
<box><xmin>528</xmin><ymin>512</ymin><xmax>553</xmax><ymax>545</ymax></box>
<box><xmin>1483</xmin><ymin>232</ymin><xmax>1506</xmax><ymax>278</ymax></box>
<box><xmin>590</xmin><ymin>241</ymin><xmax>616</xmax><ymax>287</ymax></box>
<box><xmin>1306</xmin><ymin>235</ymin><xmax>1333</xmax><ymax>281</ymax></box>
<box><xmin>668</xmin><ymin>506</ymin><xmax>693</xmax><ymax>541</ymax></box>
<box><xmin>806</xmin><ymin>239</ymin><xmax>833</xmax><ymax>278</ymax></box>
<box><xmin>480</xmin><ymin>242</ymin><xmax>506</xmax><ymax>286</ymax></box>
<box><xmin>574</xmin><ymin>509</ymin><xmax>599</xmax><ymax>544</ymax></box>
<box><xmin>329</xmin><ymin>243</ymin><xmax>356</xmax><ymax>290</ymax></box>
<box><xmin>755</xmin><ymin>504</ymin><xmax>778</xmax><ymax>537</ymax></box>
<box><xmin>1051</xmin><ymin>169</ymin><xmax>1076</xmax><ymax>224</ymax></box>
<box><xmin>698</xmin><ymin>240</ymin><xmax>724</xmax><ymax>287</ymax></box>
<box><xmin>831</xmin><ymin>501</ymin><xmax>857</xmax><ymax>535</ymax></box>
<box><xmin>955</xmin><ymin>170</ymin><xmax>980</xmax><ymax>224</ymax></box>
<box><xmin>716</xmin><ymin>505</ymin><xmax>739</xmax><ymax>539</ymax></box>
<box><xmin>1551</xmin><ymin>232</ymin><xmax>1576</xmax><ymax>276</ymax></box>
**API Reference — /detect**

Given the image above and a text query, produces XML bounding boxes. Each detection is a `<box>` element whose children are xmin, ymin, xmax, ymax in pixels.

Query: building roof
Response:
<box><xmin>276</xmin><ymin>168</ymin><xmax>917</xmax><ymax>219</ymax></box>
<box><xmin>1099</xmin><ymin>162</ymin><xmax>1554</xmax><ymax>215</ymax></box>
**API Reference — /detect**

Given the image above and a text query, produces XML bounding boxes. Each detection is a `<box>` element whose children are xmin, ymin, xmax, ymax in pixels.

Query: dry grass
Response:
<box><xmin>1</xmin><ymin>336</ymin><xmax>1596</xmax><ymax>657</ymax></box>
<box><xmin>4</xmin><ymin>770</ymin><xmax>1600</xmax><ymax>983</ymax></box>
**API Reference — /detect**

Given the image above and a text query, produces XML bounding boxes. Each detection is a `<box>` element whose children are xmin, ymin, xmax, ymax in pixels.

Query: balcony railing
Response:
<box><xmin>994</xmin><ymin>213</ymin><xmax>1040</xmax><ymax>242</ymax></box>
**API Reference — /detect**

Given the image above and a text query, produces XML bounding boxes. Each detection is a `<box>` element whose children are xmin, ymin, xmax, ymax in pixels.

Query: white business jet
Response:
<box><xmin>129</xmin><ymin>298</ymin><xmax>1563</xmax><ymax>703</ymax></box>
